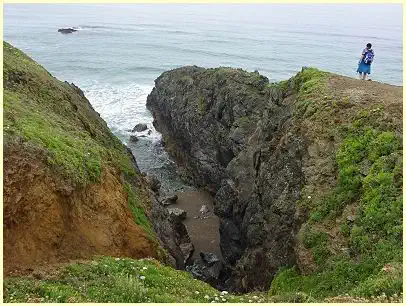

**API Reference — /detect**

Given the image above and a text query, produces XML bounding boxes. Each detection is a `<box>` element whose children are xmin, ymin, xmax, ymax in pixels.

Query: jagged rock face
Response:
<box><xmin>147</xmin><ymin>66</ymin><xmax>306</xmax><ymax>291</ymax></box>
<box><xmin>147</xmin><ymin>66</ymin><xmax>269</xmax><ymax>192</ymax></box>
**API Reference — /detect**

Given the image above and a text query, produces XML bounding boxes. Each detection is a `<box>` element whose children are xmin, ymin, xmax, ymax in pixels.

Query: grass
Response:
<box><xmin>123</xmin><ymin>183</ymin><xmax>154</xmax><ymax>239</ymax></box>
<box><xmin>4</xmin><ymin>90</ymin><xmax>103</xmax><ymax>184</ymax></box>
<box><xmin>3</xmin><ymin>41</ymin><xmax>136</xmax><ymax>185</ymax></box>
<box><xmin>302</xmin><ymin>227</ymin><xmax>330</xmax><ymax>266</ymax></box>
<box><xmin>3</xmin><ymin>257</ymin><xmax>271</xmax><ymax>303</ymax></box>
<box><xmin>293</xmin><ymin>68</ymin><xmax>328</xmax><ymax>118</ymax></box>
<box><xmin>199</xmin><ymin>96</ymin><xmax>205</xmax><ymax>114</ymax></box>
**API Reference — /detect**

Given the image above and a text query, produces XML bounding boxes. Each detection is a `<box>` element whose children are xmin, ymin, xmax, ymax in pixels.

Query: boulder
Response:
<box><xmin>145</xmin><ymin>174</ymin><xmax>161</xmax><ymax>192</ymax></box>
<box><xmin>199</xmin><ymin>204</ymin><xmax>209</xmax><ymax>214</ymax></box>
<box><xmin>129</xmin><ymin>135</ymin><xmax>139</xmax><ymax>143</ymax></box>
<box><xmin>185</xmin><ymin>252</ymin><xmax>223</xmax><ymax>287</ymax></box>
<box><xmin>132</xmin><ymin>123</ymin><xmax>148</xmax><ymax>132</ymax></box>
<box><xmin>180</xmin><ymin>242</ymin><xmax>194</xmax><ymax>263</ymax></box>
<box><xmin>58</xmin><ymin>28</ymin><xmax>77</xmax><ymax>34</ymax></box>
<box><xmin>159</xmin><ymin>193</ymin><xmax>178</xmax><ymax>206</ymax></box>
<box><xmin>168</xmin><ymin>207</ymin><xmax>186</xmax><ymax>221</ymax></box>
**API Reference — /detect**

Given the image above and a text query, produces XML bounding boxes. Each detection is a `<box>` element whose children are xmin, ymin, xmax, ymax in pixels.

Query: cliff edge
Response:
<box><xmin>147</xmin><ymin>66</ymin><xmax>402</xmax><ymax>296</ymax></box>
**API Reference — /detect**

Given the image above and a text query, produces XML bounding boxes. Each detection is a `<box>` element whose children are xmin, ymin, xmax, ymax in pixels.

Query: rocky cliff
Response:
<box><xmin>3</xmin><ymin>42</ymin><xmax>188</xmax><ymax>274</ymax></box>
<box><xmin>147</xmin><ymin>66</ymin><xmax>403</xmax><ymax>294</ymax></box>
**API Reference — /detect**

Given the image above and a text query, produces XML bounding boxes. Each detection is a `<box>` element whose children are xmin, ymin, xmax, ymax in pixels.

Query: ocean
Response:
<box><xmin>4</xmin><ymin>3</ymin><xmax>403</xmax><ymax>191</ymax></box>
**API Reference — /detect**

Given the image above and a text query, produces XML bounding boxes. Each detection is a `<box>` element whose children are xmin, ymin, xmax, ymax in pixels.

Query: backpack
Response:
<box><xmin>363</xmin><ymin>49</ymin><xmax>374</xmax><ymax>64</ymax></box>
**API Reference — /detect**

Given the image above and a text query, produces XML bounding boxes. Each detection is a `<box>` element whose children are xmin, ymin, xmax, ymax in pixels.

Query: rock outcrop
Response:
<box><xmin>147</xmin><ymin>66</ymin><xmax>403</xmax><ymax>292</ymax></box>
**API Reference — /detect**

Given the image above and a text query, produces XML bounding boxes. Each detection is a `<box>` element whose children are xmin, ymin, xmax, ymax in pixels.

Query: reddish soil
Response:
<box><xmin>3</xmin><ymin>141</ymin><xmax>157</xmax><ymax>276</ymax></box>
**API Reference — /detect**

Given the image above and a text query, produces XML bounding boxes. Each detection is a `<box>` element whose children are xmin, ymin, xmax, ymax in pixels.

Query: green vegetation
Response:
<box><xmin>293</xmin><ymin>68</ymin><xmax>328</xmax><ymax>118</ymax></box>
<box><xmin>270</xmin><ymin>79</ymin><xmax>289</xmax><ymax>92</ymax></box>
<box><xmin>269</xmin><ymin>68</ymin><xmax>402</xmax><ymax>300</ymax></box>
<box><xmin>123</xmin><ymin>183</ymin><xmax>154</xmax><ymax>239</ymax></box>
<box><xmin>199</xmin><ymin>96</ymin><xmax>205</xmax><ymax>114</ymax></box>
<box><xmin>3</xmin><ymin>41</ymin><xmax>135</xmax><ymax>185</ymax></box>
<box><xmin>3</xmin><ymin>257</ymin><xmax>270</xmax><ymax>303</ymax></box>
<box><xmin>303</xmin><ymin>228</ymin><xmax>330</xmax><ymax>266</ymax></box>
<box><xmin>6</xmin><ymin>256</ymin><xmax>395</xmax><ymax>303</ymax></box>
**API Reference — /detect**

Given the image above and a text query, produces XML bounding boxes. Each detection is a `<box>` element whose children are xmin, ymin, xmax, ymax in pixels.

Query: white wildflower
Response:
<box><xmin>140</xmin><ymin>276</ymin><xmax>146</xmax><ymax>280</ymax></box>
<box><xmin>115</xmin><ymin>258</ymin><xmax>120</xmax><ymax>261</ymax></box>
<box><xmin>195</xmin><ymin>291</ymin><xmax>200</xmax><ymax>294</ymax></box>
<box><xmin>308</xmin><ymin>195</ymin><xmax>311</xmax><ymax>199</ymax></box>
<box><xmin>204</xmin><ymin>295</ymin><xmax>210</xmax><ymax>299</ymax></box>
<box><xmin>221</xmin><ymin>291</ymin><xmax>228</xmax><ymax>295</ymax></box>
<box><xmin>142</xmin><ymin>267</ymin><xmax>148</xmax><ymax>270</ymax></box>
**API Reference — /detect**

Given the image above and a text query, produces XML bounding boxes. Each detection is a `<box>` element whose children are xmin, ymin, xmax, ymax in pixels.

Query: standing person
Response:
<box><xmin>357</xmin><ymin>43</ymin><xmax>374</xmax><ymax>80</ymax></box>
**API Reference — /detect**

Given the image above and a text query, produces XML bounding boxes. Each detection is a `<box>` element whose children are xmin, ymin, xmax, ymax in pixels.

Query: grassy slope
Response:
<box><xmin>3</xmin><ymin>41</ymin><xmax>154</xmax><ymax>243</ymax></box>
<box><xmin>3</xmin><ymin>257</ymin><xmax>272</xmax><ymax>303</ymax></box>
<box><xmin>269</xmin><ymin>68</ymin><xmax>403</xmax><ymax>301</ymax></box>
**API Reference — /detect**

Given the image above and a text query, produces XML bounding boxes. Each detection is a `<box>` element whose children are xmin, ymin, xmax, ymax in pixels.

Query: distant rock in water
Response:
<box><xmin>129</xmin><ymin>135</ymin><xmax>139</xmax><ymax>143</ymax></box>
<box><xmin>58</xmin><ymin>28</ymin><xmax>77</xmax><ymax>34</ymax></box>
<box><xmin>132</xmin><ymin>123</ymin><xmax>148</xmax><ymax>132</ymax></box>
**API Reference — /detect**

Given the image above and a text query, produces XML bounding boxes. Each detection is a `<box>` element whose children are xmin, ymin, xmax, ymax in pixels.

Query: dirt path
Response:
<box><xmin>169</xmin><ymin>190</ymin><xmax>222</xmax><ymax>262</ymax></box>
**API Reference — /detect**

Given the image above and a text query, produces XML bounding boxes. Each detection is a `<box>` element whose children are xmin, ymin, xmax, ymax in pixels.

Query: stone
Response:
<box><xmin>129</xmin><ymin>135</ymin><xmax>139</xmax><ymax>143</ymax></box>
<box><xmin>145</xmin><ymin>174</ymin><xmax>161</xmax><ymax>192</ymax></box>
<box><xmin>185</xmin><ymin>252</ymin><xmax>223</xmax><ymax>287</ymax></box>
<box><xmin>199</xmin><ymin>204</ymin><xmax>209</xmax><ymax>214</ymax></box>
<box><xmin>58</xmin><ymin>28</ymin><xmax>77</xmax><ymax>34</ymax></box>
<box><xmin>180</xmin><ymin>242</ymin><xmax>194</xmax><ymax>263</ymax></box>
<box><xmin>168</xmin><ymin>207</ymin><xmax>186</xmax><ymax>221</ymax></box>
<box><xmin>200</xmin><ymin>252</ymin><xmax>219</xmax><ymax>265</ymax></box>
<box><xmin>132</xmin><ymin>123</ymin><xmax>148</xmax><ymax>132</ymax></box>
<box><xmin>159</xmin><ymin>193</ymin><xmax>178</xmax><ymax>206</ymax></box>
<box><xmin>346</xmin><ymin>215</ymin><xmax>356</xmax><ymax>222</ymax></box>
<box><xmin>359</xmin><ymin>159</ymin><xmax>371</xmax><ymax>176</ymax></box>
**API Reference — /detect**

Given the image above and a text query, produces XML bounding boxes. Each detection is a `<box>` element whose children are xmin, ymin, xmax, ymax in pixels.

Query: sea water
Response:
<box><xmin>4</xmin><ymin>4</ymin><xmax>403</xmax><ymax>190</ymax></box>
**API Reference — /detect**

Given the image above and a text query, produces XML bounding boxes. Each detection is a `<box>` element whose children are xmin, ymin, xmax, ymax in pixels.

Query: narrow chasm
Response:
<box><xmin>145</xmin><ymin>66</ymin><xmax>305</xmax><ymax>292</ymax></box>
